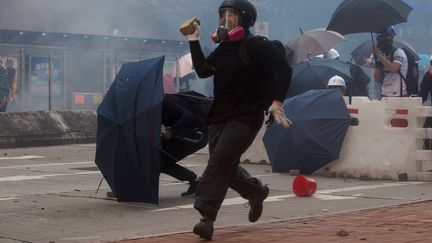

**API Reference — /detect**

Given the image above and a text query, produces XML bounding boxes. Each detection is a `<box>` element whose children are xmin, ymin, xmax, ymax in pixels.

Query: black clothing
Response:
<box><xmin>420</xmin><ymin>72</ymin><xmax>432</xmax><ymax>103</ymax></box>
<box><xmin>194</xmin><ymin>115</ymin><xmax>264</xmax><ymax>221</ymax></box>
<box><xmin>348</xmin><ymin>63</ymin><xmax>370</xmax><ymax>97</ymax></box>
<box><xmin>160</xmin><ymin>134</ymin><xmax>206</xmax><ymax>182</ymax></box>
<box><xmin>160</xmin><ymin>93</ymin><xmax>209</xmax><ymax>183</ymax></box>
<box><xmin>189</xmin><ymin>36</ymin><xmax>291</xmax><ymax>221</ymax></box>
<box><xmin>190</xmin><ymin>38</ymin><xmax>291</xmax><ymax>123</ymax></box>
<box><xmin>420</xmin><ymin>72</ymin><xmax>432</xmax><ymax>132</ymax></box>
<box><xmin>162</xmin><ymin>93</ymin><xmax>209</xmax><ymax>139</ymax></box>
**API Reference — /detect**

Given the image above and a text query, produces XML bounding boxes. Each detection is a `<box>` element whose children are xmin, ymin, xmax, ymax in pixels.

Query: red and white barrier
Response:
<box><xmin>241</xmin><ymin>96</ymin><xmax>432</xmax><ymax>181</ymax></box>
<box><xmin>327</xmin><ymin>97</ymin><xmax>432</xmax><ymax>181</ymax></box>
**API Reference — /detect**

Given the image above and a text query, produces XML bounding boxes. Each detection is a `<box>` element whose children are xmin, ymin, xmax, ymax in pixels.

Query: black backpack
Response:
<box><xmin>391</xmin><ymin>48</ymin><xmax>419</xmax><ymax>96</ymax></box>
<box><xmin>238</xmin><ymin>35</ymin><xmax>287</xmax><ymax>108</ymax></box>
<box><xmin>170</xmin><ymin>91</ymin><xmax>212</xmax><ymax>120</ymax></box>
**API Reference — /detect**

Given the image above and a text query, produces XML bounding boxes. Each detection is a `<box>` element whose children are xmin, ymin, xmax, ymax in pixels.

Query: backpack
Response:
<box><xmin>238</xmin><ymin>35</ymin><xmax>286</xmax><ymax>108</ymax></box>
<box><xmin>171</xmin><ymin>90</ymin><xmax>212</xmax><ymax>119</ymax></box>
<box><xmin>391</xmin><ymin>48</ymin><xmax>419</xmax><ymax>96</ymax></box>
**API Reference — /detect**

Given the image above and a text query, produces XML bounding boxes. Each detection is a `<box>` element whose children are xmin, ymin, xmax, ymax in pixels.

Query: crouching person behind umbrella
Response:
<box><xmin>160</xmin><ymin>91</ymin><xmax>211</xmax><ymax>197</ymax></box>
<box><xmin>181</xmin><ymin>0</ymin><xmax>292</xmax><ymax>240</ymax></box>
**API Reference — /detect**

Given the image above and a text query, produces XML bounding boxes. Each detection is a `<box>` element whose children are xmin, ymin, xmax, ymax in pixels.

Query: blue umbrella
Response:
<box><xmin>95</xmin><ymin>56</ymin><xmax>165</xmax><ymax>204</ymax></box>
<box><xmin>286</xmin><ymin>58</ymin><xmax>352</xmax><ymax>98</ymax></box>
<box><xmin>263</xmin><ymin>89</ymin><xmax>351</xmax><ymax>174</ymax></box>
<box><xmin>419</xmin><ymin>54</ymin><xmax>431</xmax><ymax>71</ymax></box>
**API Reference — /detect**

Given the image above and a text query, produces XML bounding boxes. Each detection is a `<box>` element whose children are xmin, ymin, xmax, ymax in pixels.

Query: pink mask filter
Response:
<box><xmin>228</xmin><ymin>26</ymin><xmax>245</xmax><ymax>41</ymax></box>
<box><xmin>211</xmin><ymin>25</ymin><xmax>246</xmax><ymax>43</ymax></box>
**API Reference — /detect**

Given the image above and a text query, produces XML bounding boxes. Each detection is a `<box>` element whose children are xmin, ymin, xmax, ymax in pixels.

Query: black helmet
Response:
<box><xmin>219</xmin><ymin>0</ymin><xmax>257</xmax><ymax>28</ymax></box>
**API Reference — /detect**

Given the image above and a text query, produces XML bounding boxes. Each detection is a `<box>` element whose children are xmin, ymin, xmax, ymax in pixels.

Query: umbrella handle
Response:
<box><xmin>265</xmin><ymin>111</ymin><xmax>274</xmax><ymax>127</ymax></box>
<box><xmin>173</xmin><ymin>131</ymin><xmax>204</xmax><ymax>144</ymax></box>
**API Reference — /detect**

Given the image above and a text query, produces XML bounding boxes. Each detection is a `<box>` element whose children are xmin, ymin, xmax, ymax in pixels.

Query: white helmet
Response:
<box><xmin>327</xmin><ymin>75</ymin><xmax>346</xmax><ymax>88</ymax></box>
<box><xmin>324</xmin><ymin>48</ymin><xmax>340</xmax><ymax>60</ymax></box>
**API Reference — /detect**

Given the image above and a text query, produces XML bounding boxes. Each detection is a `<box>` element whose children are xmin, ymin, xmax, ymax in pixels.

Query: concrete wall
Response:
<box><xmin>0</xmin><ymin>110</ymin><xmax>96</xmax><ymax>148</ymax></box>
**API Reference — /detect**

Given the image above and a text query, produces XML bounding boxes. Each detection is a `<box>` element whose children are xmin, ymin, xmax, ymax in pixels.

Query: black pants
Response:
<box><xmin>194</xmin><ymin>113</ymin><xmax>264</xmax><ymax>221</ymax></box>
<box><xmin>419</xmin><ymin>73</ymin><xmax>432</xmax><ymax>103</ymax></box>
<box><xmin>160</xmin><ymin>130</ymin><xmax>208</xmax><ymax>183</ymax></box>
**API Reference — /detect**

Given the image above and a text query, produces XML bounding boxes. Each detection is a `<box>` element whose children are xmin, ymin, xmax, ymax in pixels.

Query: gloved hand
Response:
<box><xmin>187</xmin><ymin>21</ymin><xmax>200</xmax><ymax>41</ymax></box>
<box><xmin>161</xmin><ymin>129</ymin><xmax>173</xmax><ymax>140</ymax></box>
<box><xmin>267</xmin><ymin>101</ymin><xmax>293</xmax><ymax>128</ymax></box>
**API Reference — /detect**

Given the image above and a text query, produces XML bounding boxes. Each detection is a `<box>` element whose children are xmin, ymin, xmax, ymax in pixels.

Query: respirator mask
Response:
<box><xmin>211</xmin><ymin>8</ymin><xmax>245</xmax><ymax>43</ymax></box>
<box><xmin>376</xmin><ymin>34</ymin><xmax>394</xmax><ymax>55</ymax></box>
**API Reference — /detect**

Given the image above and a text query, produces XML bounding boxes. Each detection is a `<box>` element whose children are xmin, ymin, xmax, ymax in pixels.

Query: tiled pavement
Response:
<box><xmin>120</xmin><ymin>200</ymin><xmax>432</xmax><ymax>243</ymax></box>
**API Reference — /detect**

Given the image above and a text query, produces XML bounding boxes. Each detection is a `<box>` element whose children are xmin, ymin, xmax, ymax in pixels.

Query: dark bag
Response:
<box><xmin>391</xmin><ymin>48</ymin><xmax>419</xmax><ymax>96</ymax></box>
<box><xmin>172</xmin><ymin>90</ymin><xmax>212</xmax><ymax>119</ymax></box>
<box><xmin>238</xmin><ymin>35</ymin><xmax>286</xmax><ymax>108</ymax></box>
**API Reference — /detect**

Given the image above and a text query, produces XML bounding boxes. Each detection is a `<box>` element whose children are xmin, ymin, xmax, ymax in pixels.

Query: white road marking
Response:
<box><xmin>318</xmin><ymin>182</ymin><xmax>425</xmax><ymax>194</ymax></box>
<box><xmin>59</xmin><ymin>236</ymin><xmax>100</xmax><ymax>240</ymax></box>
<box><xmin>76</xmin><ymin>144</ymin><xmax>96</xmax><ymax>147</ymax></box>
<box><xmin>153</xmin><ymin>181</ymin><xmax>426</xmax><ymax>212</ymax></box>
<box><xmin>0</xmin><ymin>171</ymin><xmax>100</xmax><ymax>182</ymax></box>
<box><xmin>0</xmin><ymin>197</ymin><xmax>18</xmax><ymax>201</ymax></box>
<box><xmin>0</xmin><ymin>161</ymin><xmax>94</xmax><ymax>169</ymax></box>
<box><xmin>312</xmin><ymin>194</ymin><xmax>356</xmax><ymax>200</ymax></box>
<box><xmin>0</xmin><ymin>155</ymin><xmax>44</xmax><ymax>160</ymax></box>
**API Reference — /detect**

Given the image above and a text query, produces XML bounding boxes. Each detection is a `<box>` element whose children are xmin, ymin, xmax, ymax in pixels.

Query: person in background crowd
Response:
<box><xmin>327</xmin><ymin>75</ymin><xmax>346</xmax><ymax>96</ymax></box>
<box><xmin>323</xmin><ymin>49</ymin><xmax>370</xmax><ymax>97</ymax></box>
<box><xmin>0</xmin><ymin>59</ymin><xmax>9</xmax><ymax>112</ymax></box>
<box><xmin>419</xmin><ymin>59</ymin><xmax>432</xmax><ymax>104</ymax></box>
<box><xmin>6</xmin><ymin>59</ymin><xmax>17</xmax><ymax>103</ymax></box>
<box><xmin>373</xmin><ymin>26</ymin><xmax>408</xmax><ymax>98</ymax></box>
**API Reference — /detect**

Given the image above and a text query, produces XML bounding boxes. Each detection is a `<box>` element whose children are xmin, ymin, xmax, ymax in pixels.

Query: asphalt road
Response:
<box><xmin>1</xmin><ymin>144</ymin><xmax>432</xmax><ymax>242</ymax></box>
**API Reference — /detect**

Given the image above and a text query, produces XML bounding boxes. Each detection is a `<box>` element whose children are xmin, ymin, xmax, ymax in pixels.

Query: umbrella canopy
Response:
<box><xmin>263</xmin><ymin>89</ymin><xmax>351</xmax><ymax>174</ymax></box>
<box><xmin>351</xmin><ymin>40</ymin><xmax>420</xmax><ymax>66</ymax></box>
<box><xmin>327</xmin><ymin>0</ymin><xmax>413</xmax><ymax>35</ymax></box>
<box><xmin>419</xmin><ymin>54</ymin><xmax>431</xmax><ymax>71</ymax></box>
<box><xmin>286</xmin><ymin>58</ymin><xmax>352</xmax><ymax>98</ymax></box>
<box><xmin>95</xmin><ymin>56</ymin><xmax>165</xmax><ymax>204</ymax></box>
<box><xmin>286</xmin><ymin>28</ymin><xmax>345</xmax><ymax>64</ymax></box>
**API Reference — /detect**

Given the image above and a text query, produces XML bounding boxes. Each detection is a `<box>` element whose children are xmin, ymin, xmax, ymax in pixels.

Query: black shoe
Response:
<box><xmin>193</xmin><ymin>217</ymin><xmax>214</xmax><ymax>240</ymax></box>
<box><xmin>181</xmin><ymin>178</ymin><xmax>200</xmax><ymax>197</ymax></box>
<box><xmin>248</xmin><ymin>185</ymin><xmax>269</xmax><ymax>222</ymax></box>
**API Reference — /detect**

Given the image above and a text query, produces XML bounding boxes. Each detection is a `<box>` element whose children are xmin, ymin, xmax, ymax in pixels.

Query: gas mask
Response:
<box><xmin>211</xmin><ymin>8</ymin><xmax>246</xmax><ymax>43</ymax></box>
<box><xmin>376</xmin><ymin>35</ymin><xmax>394</xmax><ymax>55</ymax></box>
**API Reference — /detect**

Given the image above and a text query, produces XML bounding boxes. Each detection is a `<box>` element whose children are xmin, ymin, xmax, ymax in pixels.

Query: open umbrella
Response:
<box><xmin>263</xmin><ymin>89</ymin><xmax>351</xmax><ymax>174</ymax></box>
<box><xmin>351</xmin><ymin>40</ymin><xmax>420</xmax><ymax>66</ymax></box>
<box><xmin>419</xmin><ymin>54</ymin><xmax>431</xmax><ymax>71</ymax></box>
<box><xmin>286</xmin><ymin>28</ymin><xmax>345</xmax><ymax>64</ymax></box>
<box><xmin>95</xmin><ymin>56</ymin><xmax>165</xmax><ymax>204</ymax></box>
<box><xmin>286</xmin><ymin>58</ymin><xmax>352</xmax><ymax>98</ymax></box>
<box><xmin>327</xmin><ymin>0</ymin><xmax>413</xmax><ymax>35</ymax></box>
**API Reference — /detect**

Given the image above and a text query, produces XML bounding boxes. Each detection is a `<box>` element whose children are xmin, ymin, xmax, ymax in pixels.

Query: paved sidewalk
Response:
<box><xmin>120</xmin><ymin>200</ymin><xmax>432</xmax><ymax>243</ymax></box>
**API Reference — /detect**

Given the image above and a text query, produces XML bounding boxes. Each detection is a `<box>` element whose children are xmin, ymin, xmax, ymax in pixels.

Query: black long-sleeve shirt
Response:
<box><xmin>190</xmin><ymin>37</ymin><xmax>291</xmax><ymax>124</ymax></box>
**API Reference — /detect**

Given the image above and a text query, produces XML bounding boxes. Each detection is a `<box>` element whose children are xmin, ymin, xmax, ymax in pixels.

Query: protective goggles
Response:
<box><xmin>218</xmin><ymin>8</ymin><xmax>242</xmax><ymax>31</ymax></box>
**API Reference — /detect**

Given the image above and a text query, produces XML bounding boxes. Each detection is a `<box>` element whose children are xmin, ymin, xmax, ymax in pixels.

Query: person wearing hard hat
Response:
<box><xmin>324</xmin><ymin>48</ymin><xmax>370</xmax><ymax>97</ymax></box>
<box><xmin>328</xmin><ymin>75</ymin><xmax>346</xmax><ymax>95</ymax></box>
<box><xmin>324</xmin><ymin>48</ymin><xmax>340</xmax><ymax>60</ymax></box>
